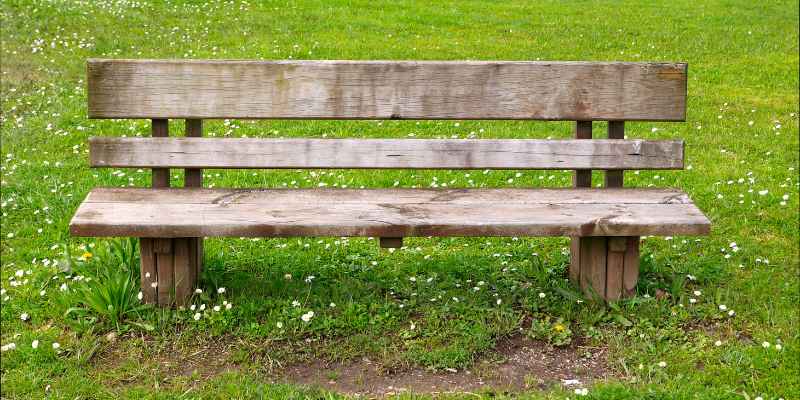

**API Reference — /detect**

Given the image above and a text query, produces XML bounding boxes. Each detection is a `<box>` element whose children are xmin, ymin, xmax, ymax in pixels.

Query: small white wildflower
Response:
<box><xmin>714</xmin><ymin>340</ymin><xmax>722</xmax><ymax>347</ymax></box>
<box><xmin>329</xmin><ymin>302</ymin><xmax>336</xmax><ymax>308</ymax></box>
<box><xmin>1</xmin><ymin>343</ymin><xmax>16</xmax><ymax>352</ymax></box>
<box><xmin>775</xmin><ymin>344</ymin><xmax>783</xmax><ymax>351</ymax></box>
<box><xmin>574</xmin><ymin>388</ymin><xmax>589</xmax><ymax>396</ymax></box>
<box><xmin>194</xmin><ymin>288</ymin><xmax>203</xmax><ymax>294</ymax></box>
<box><xmin>538</xmin><ymin>292</ymin><xmax>546</xmax><ymax>298</ymax></box>
<box><xmin>762</xmin><ymin>341</ymin><xmax>770</xmax><ymax>348</ymax></box>
<box><xmin>31</xmin><ymin>340</ymin><xmax>39</xmax><ymax>349</ymax></box>
<box><xmin>658</xmin><ymin>361</ymin><xmax>667</xmax><ymax>368</ymax></box>
<box><xmin>20</xmin><ymin>313</ymin><xmax>29</xmax><ymax>321</ymax></box>
<box><xmin>213</xmin><ymin>305</ymin><xmax>221</xmax><ymax>312</ymax></box>
<box><xmin>51</xmin><ymin>342</ymin><xmax>60</xmax><ymax>350</ymax></box>
<box><xmin>292</xmin><ymin>300</ymin><xmax>301</xmax><ymax>307</ymax></box>
<box><xmin>304</xmin><ymin>275</ymin><xmax>315</xmax><ymax>283</ymax></box>
<box><xmin>728</xmin><ymin>310</ymin><xmax>735</xmax><ymax>316</ymax></box>
<box><xmin>137</xmin><ymin>291</ymin><xmax>143</xmax><ymax>300</ymax></box>
<box><xmin>693</xmin><ymin>290</ymin><xmax>702</xmax><ymax>296</ymax></box>
<box><xmin>193</xmin><ymin>312</ymin><xmax>202</xmax><ymax>321</ymax></box>
<box><xmin>718</xmin><ymin>304</ymin><xmax>727</xmax><ymax>311</ymax></box>
<box><xmin>217</xmin><ymin>287</ymin><xmax>226</xmax><ymax>294</ymax></box>
<box><xmin>300</xmin><ymin>311</ymin><xmax>315</xmax><ymax>322</ymax></box>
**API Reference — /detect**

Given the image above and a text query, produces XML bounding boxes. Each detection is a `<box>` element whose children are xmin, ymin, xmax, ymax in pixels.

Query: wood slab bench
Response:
<box><xmin>70</xmin><ymin>59</ymin><xmax>710</xmax><ymax>306</ymax></box>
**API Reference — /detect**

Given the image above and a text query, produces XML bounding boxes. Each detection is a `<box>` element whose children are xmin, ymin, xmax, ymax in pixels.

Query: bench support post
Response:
<box><xmin>571</xmin><ymin>121</ymin><xmax>641</xmax><ymax>301</ymax></box>
<box><xmin>569</xmin><ymin>121</ymin><xmax>592</xmax><ymax>286</ymax></box>
<box><xmin>576</xmin><ymin>236</ymin><xmax>640</xmax><ymax>301</ymax></box>
<box><xmin>138</xmin><ymin>119</ymin><xmax>201</xmax><ymax>307</ymax></box>
<box><xmin>140</xmin><ymin>237</ymin><xmax>199</xmax><ymax>306</ymax></box>
<box><xmin>184</xmin><ymin>119</ymin><xmax>204</xmax><ymax>294</ymax></box>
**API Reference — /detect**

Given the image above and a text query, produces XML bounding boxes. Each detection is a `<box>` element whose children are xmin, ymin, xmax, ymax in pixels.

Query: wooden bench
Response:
<box><xmin>70</xmin><ymin>59</ymin><xmax>710</xmax><ymax>306</ymax></box>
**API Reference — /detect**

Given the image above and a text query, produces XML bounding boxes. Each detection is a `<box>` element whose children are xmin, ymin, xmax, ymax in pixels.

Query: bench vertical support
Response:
<box><xmin>569</xmin><ymin>121</ymin><xmax>592</xmax><ymax>285</ymax></box>
<box><xmin>183</xmin><ymin>119</ymin><xmax>204</xmax><ymax>299</ymax></box>
<box><xmin>569</xmin><ymin>121</ymin><xmax>641</xmax><ymax>301</ymax></box>
<box><xmin>604</xmin><ymin>121</ymin><xmax>639</xmax><ymax>300</ymax></box>
<box><xmin>139</xmin><ymin>119</ymin><xmax>200</xmax><ymax>307</ymax></box>
<box><xmin>571</xmin><ymin>121</ymin><xmax>641</xmax><ymax>301</ymax></box>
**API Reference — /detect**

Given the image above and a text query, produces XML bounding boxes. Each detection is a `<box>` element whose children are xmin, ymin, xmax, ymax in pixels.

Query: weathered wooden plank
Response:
<box><xmin>572</xmin><ymin>122</ymin><xmax>594</xmax><ymax>186</ymax></box>
<box><xmin>605</xmin><ymin>121</ymin><xmax>625</xmax><ymax>187</ymax></box>
<box><xmin>69</xmin><ymin>188</ymin><xmax>711</xmax><ymax>238</ymax></box>
<box><xmin>139</xmin><ymin>238</ymin><xmax>157</xmax><ymax>304</ymax></box>
<box><xmin>605</xmin><ymin>237</ymin><xmax>628</xmax><ymax>301</ymax></box>
<box><xmin>623</xmin><ymin>237</ymin><xmax>640</xmax><ymax>297</ymax></box>
<box><xmin>89</xmin><ymin>138</ymin><xmax>684</xmax><ymax>170</ymax></box>
<box><xmin>172</xmin><ymin>238</ymin><xmax>192</xmax><ymax>306</ymax></box>
<box><xmin>183</xmin><ymin>119</ymin><xmax>204</xmax><ymax>280</ymax></box>
<box><xmin>156</xmin><ymin>245</ymin><xmax>174</xmax><ymax>307</ymax></box>
<box><xmin>569</xmin><ymin>239</ymin><xmax>581</xmax><ymax>284</ymax></box>
<box><xmin>151</xmin><ymin>119</ymin><xmax>170</xmax><ymax>188</ymax></box>
<box><xmin>80</xmin><ymin>187</ymin><xmax>699</xmax><ymax>205</ymax></box>
<box><xmin>184</xmin><ymin>120</ymin><xmax>203</xmax><ymax>187</ymax></box>
<box><xmin>87</xmin><ymin>60</ymin><xmax>688</xmax><ymax>121</ymax></box>
<box><xmin>570</xmin><ymin>121</ymin><xmax>592</xmax><ymax>287</ymax></box>
<box><xmin>584</xmin><ymin>237</ymin><xmax>607</xmax><ymax>299</ymax></box>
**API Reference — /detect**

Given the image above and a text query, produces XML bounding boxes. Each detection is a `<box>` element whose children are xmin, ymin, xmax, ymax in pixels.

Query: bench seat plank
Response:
<box><xmin>70</xmin><ymin>188</ymin><xmax>710</xmax><ymax>238</ymax></box>
<box><xmin>90</xmin><ymin>138</ymin><xmax>684</xmax><ymax>170</ymax></box>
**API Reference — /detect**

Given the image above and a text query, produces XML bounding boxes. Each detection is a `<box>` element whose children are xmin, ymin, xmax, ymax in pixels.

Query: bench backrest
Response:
<box><xmin>85</xmin><ymin>59</ymin><xmax>687</xmax><ymax>176</ymax></box>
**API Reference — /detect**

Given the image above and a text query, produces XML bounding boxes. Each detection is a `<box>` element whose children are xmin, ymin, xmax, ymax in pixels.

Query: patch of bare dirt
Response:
<box><xmin>279</xmin><ymin>336</ymin><xmax>609</xmax><ymax>396</ymax></box>
<box><xmin>95</xmin><ymin>335</ymin><xmax>611</xmax><ymax>396</ymax></box>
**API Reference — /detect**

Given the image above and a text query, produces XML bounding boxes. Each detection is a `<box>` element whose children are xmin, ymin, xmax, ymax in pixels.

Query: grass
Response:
<box><xmin>1</xmin><ymin>0</ymin><xmax>798</xmax><ymax>398</ymax></box>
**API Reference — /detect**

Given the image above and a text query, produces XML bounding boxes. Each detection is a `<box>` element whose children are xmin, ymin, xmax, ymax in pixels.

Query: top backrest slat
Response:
<box><xmin>87</xmin><ymin>60</ymin><xmax>687</xmax><ymax>121</ymax></box>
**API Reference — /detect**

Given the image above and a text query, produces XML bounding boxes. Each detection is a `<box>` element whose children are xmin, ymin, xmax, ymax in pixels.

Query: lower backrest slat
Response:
<box><xmin>89</xmin><ymin>137</ymin><xmax>684</xmax><ymax>170</ymax></box>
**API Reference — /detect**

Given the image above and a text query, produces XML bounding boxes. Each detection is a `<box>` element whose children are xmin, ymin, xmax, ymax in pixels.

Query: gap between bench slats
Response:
<box><xmin>89</xmin><ymin>138</ymin><xmax>684</xmax><ymax>170</ymax></box>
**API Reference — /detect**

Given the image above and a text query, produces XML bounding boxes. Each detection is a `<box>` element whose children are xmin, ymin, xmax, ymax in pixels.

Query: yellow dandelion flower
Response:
<box><xmin>554</xmin><ymin>323</ymin><xmax>565</xmax><ymax>332</ymax></box>
<box><xmin>82</xmin><ymin>251</ymin><xmax>93</xmax><ymax>259</ymax></box>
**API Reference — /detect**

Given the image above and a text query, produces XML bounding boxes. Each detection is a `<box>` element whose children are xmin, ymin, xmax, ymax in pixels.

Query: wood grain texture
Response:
<box><xmin>156</xmin><ymin>244</ymin><xmax>174</xmax><ymax>306</ymax></box>
<box><xmin>172</xmin><ymin>238</ymin><xmax>192</xmax><ymax>306</ymax></box>
<box><xmin>569</xmin><ymin>121</ymin><xmax>593</xmax><ymax>286</ymax></box>
<box><xmin>151</xmin><ymin>119</ymin><xmax>170</xmax><ymax>188</ymax></box>
<box><xmin>572</xmin><ymin>121</ymin><xmax>593</xmax><ymax>187</ymax></box>
<box><xmin>88</xmin><ymin>138</ymin><xmax>684</xmax><ymax>170</ymax></box>
<box><xmin>605</xmin><ymin>237</ymin><xmax>628</xmax><ymax>301</ymax></box>
<box><xmin>605</xmin><ymin>121</ymin><xmax>625</xmax><ymax>187</ymax></box>
<box><xmin>87</xmin><ymin>59</ymin><xmax>688</xmax><ymax>121</ymax></box>
<box><xmin>183</xmin><ymin>119</ymin><xmax>204</xmax><ymax>280</ymax></box>
<box><xmin>585</xmin><ymin>237</ymin><xmax>608</xmax><ymax>299</ymax></box>
<box><xmin>70</xmin><ymin>188</ymin><xmax>711</xmax><ymax>238</ymax></box>
<box><xmin>623</xmin><ymin>236</ymin><xmax>641</xmax><ymax>297</ymax></box>
<box><xmin>569</xmin><ymin>239</ymin><xmax>581</xmax><ymax>284</ymax></box>
<box><xmin>184</xmin><ymin>119</ymin><xmax>203</xmax><ymax>187</ymax></box>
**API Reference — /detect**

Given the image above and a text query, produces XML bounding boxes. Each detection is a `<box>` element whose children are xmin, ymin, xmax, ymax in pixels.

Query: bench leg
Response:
<box><xmin>570</xmin><ymin>236</ymin><xmax>639</xmax><ymax>301</ymax></box>
<box><xmin>139</xmin><ymin>237</ymin><xmax>201</xmax><ymax>307</ymax></box>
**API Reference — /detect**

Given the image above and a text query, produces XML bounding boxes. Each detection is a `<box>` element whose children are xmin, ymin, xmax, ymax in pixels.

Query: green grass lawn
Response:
<box><xmin>1</xmin><ymin>0</ymin><xmax>798</xmax><ymax>398</ymax></box>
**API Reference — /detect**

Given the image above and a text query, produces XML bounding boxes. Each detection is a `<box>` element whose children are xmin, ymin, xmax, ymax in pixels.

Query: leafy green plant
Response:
<box><xmin>62</xmin><ymin>239</ymin><xmax>151</xmax><ymax>332</ymax></box>
<box><xmin>527</xmin><ymin>317</ymin><xmax>573</xmax><ymax>347</ymax></box>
